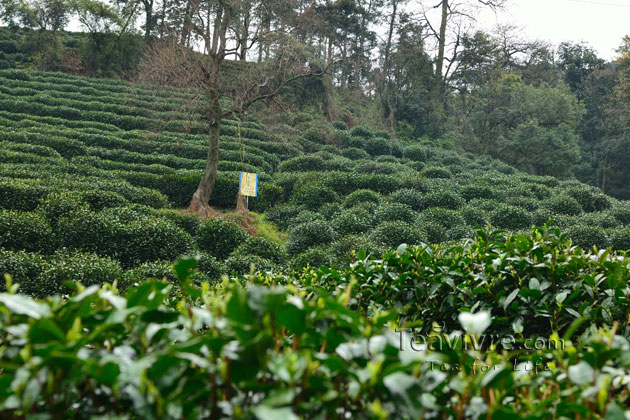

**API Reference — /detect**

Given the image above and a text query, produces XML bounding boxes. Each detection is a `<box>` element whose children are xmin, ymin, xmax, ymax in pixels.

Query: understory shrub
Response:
<box><xmin>286</xmin><ymin>220</ymin><xmax>337</xmax><ymax>255</ymax></box>
<box><xmin>544</xmin><ymin>195</ymin><xmax>583</xmax><ymax>216</ymax></box>
<box><xmin>567</xmin><ymin>225</ymin><xmax>609</xmax><ymax>249</ymax></box>
<box><xmin>388</xmin><ymin>189</ymin><xmax>424</xmax><ymax>211</ymax></box>
<box><xmin>196</xmin><ymin>218</ymin><xmax>249</xmax><ymax>259</ymax></box>
<box><xmin>421</xmin><ymin>166</ymin><xmax>452</xmax><ymax>179</ymax></box>
<box><xmin>231</xmin><ymin>236</ymin><xmax>288</xmax><ymax>265</ymax></box>
<box><xmin>0</xmin><ymin>210</ymin><xmax>53</xmax><ymax>253</ymax></box>
<box><xmin>291</xmin><ymin>184</ymin><xmax>340</xmax><ymax>209</ymax></box>
<box><xmin>490</xmin><ymin>204</ymin><xmax>533</xmax><ymax>230</ymax></box>
<box><xmin>369</xmin><ymin>221</ymin><xmax>425</xmax><ymax>248</ymax></box>
<box><xmin>421</xmin><ymin>190</ymin><xmax>464</xmax><ymax>210</ymax></box>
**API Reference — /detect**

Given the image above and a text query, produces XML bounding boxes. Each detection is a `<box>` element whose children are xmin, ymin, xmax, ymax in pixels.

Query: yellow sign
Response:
<box><xmin>239</xmin><ymin>172</ymin><xmax>258</xmax><ymax>197</ymax></box>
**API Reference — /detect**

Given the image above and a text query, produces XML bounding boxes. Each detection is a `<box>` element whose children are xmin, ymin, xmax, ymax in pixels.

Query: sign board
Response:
<box><xmin>239</xmin><ymin>172</ymin><xmax>258</xmax><ymax>197</ymax></box>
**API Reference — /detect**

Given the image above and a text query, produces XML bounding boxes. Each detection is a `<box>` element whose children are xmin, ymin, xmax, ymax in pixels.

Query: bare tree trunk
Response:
<box><xmin>436</xmin><ymin>0</ymin><xmax>448</xmax><ymax>83</ymax></box>
<box><xmin>190</xmin><ymin>93</ymin><xmax>221</xmax><ymax>218</ymax></box>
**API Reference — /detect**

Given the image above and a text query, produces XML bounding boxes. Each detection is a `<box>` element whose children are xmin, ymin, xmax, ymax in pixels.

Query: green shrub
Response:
<box><xmin>328</xmin><ymin>235</ymin><xmax>384</xmax><ymax>263</ymax></box>
<box><xmin>302</xmin><ymin>127</ymin><xmax>330</xmax><ymax>144</ymax></box>
<box><xmin>286</xmin><ymin>220</ymin><xmax>337</xmax><ymax>255</ymax></box>
<box><xmin>330</xmin><ymin>209</ymin><xmax>373</xmax><ymax>236</ymax></box>
<box><xmin>266</xmin><ymin>204</ymin><xmax>304</xmax><ymax>230</ymax></box>
<box><xmin>196</xmin><ymin>218</ymin><xmax>249</xmax><ymax>259</ymax></box>
<box><xmin>225</xmin><ymin>254</ymin><xmax>277</xmax><ymax>275</ymax></box>
<box><xmin>341</xmin><ymin>147</ymin><xmax>369</xmax><ymax>160</ymax></box>
<box><xmin>291</xmin><ymin>246</ymin><xmax>332</xmax><ymax>269</ymax></box>
<box><xmin>319</xmin><ymin>202</ymin><xmax>342</xmax><ymax>220</ymax></box>
<box><xmin>291</xmin><ymin>185</ymin><xmax>340</xmax><ymax>209</ymax></box>
<box><xmin>489</xmin><ymin>205</ymin><xmax>532</xmax><ymax>230</ymax></box>
<box><xmin>343</xmin><ymin>189</ymin><xmax>382</xmax><ymax>208</ymax></box>
<box><xmin>388</xmin><ymin>189</ymin><xmax>423</xmax><ymax>211</ymax></box>
<box><xmin>565</xmin><ymin>185</ymin><xmax>611</xmax><ymax>213</ymax></box>
<box><xmin>460</xmin><ymin>184</ymin><xmax>495</xmax><ymax>201</ymax></box>
<box><xmin>532</xmin><ymin>208</ymin><xmax>554</xmax><ymax>227</ymax></box>
<box><xmin>349</xmin><ymin>125</ymin><xmax>373</xmax><ymax>139</ymax></box>
<box><xmin>231</xmin><ymin>236</ymin><xmax>288</xmax><ymax>265</ymax></box>
<box><xmin>461</xmin><ymin>205</ymin><xmax>488</xmax><ymax>227</ymax></box>
<box><xmin>578</xmin><ymin>212</ymin><xmax>620</xmax><ymax>229</ymax></box>
<box><xmin>544</xmin><ymin>195</ymin><xmax>583</xmax><ymax>216</ymax></box>
<box><xmin>0</xmin><ymin>249</ymin><xmax>44</xmax><ymax>293</ymax></box>
<box><xmin>37</xmin><ymin>191</ymin><xmax>84</xmax><ymax>223</ymax></box>
<box><xmin>36</xmin><ymin>251</ymin><xmax>124</xmax><ymax>297</ymax></box>
<box><xmin>421</xmin><ymin>190</ymin><xmax>464</xmax><ymax>210</ymax></box>
<box><xmin>567</xmin><ymin>225</ymin><xmax>609</xmax><ymax>249</ymax></box>
<box><xmin>195</xmin><ymin>252</ymin><xmax>226</xmax><ymax>280</ymax></box>
<box><xmin>0</xmin><ymin>210</ymin><xmax>53</xmax><ymax>253</ymax></box>
<box><xmin>406</xmin><ymin>161</ymin><xmax>425</xmax><ymax>172</ymax></box>
<box><xmin>332</xmin><ymin>120</ymin><xmax>348</xmax><ymax>130</ymax></box>
<box><xmin>155</xmin><ymin>209</ymin><xmax>203</xmax><ymax>236</ymax></box>
<box><xmin>0</xmin><ymin>178</ymin><xmax>49</xmax><ymax>211</ymax></box>
<box><xmin>369</xmin><ymin>221</ymin><xmax>425</xmax><ymax>248</ymax></box>
<box><xmin>363</xmin><ymin>137</ymin><xmax>391</xmax><ymax>156</ymax></box>
<box><xmin>278</xmin><ymin>155</ymin><xmax>325</xmax><ymax>172</ymax></box>
<box><xmin>610</xmin><ymin>228</ymin><xmax>630</xmax><ymax>251</ymax></box>
<box><xmin>421</xmin><ymin>166</ymin><xmax>452</xmax><ymax>179</ymax></box>
<box><xmin>610</xmin><ymin>202</ymin><xmax>630</xmax><ymax>224</ymax></box>
<box><xmin>80</xmin><ymin>190</ymin><xmax>128</xmax><ymax>210</ymax></box>
<box><xmin>373</xmin><ymin>203</ymin><xmax>415</xmax><ymax>223</ymax></box>
<box><xmin>249</xmin><ymin>183</ymin><xmax>284</xmax><ymax>212</ymax></box>
<box><xmin>123</xmin><ymin>218</ymin><xmax>195</xmax><ymax>266</ymax></box>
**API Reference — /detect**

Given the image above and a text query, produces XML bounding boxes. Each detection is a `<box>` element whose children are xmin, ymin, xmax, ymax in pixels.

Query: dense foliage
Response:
<box><xmin>2</xmin><ymin>227</ymin><xmax>630</xmax><ymax>418</ymax></box>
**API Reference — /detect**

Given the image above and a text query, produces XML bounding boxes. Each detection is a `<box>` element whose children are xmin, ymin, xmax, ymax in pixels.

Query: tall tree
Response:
<box><xmin>139</xmin><ymin>0</ymin><xmax>323</xmax><ymax>218</ymax></box>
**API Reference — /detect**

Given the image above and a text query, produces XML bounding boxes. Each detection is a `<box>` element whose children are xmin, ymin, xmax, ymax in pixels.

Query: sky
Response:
<box><xmin>476</xmin><ymin>0</ymin><xmax>630</xmax><ymax>60</ymax></box>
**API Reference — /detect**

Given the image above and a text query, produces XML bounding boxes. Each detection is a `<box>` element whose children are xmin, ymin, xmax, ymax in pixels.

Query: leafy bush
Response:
<box><xmin>330</xmin><ymin>209</ymin><xmax>373</xmax><ymax>236</ymax></box>
<box><xmin>340</xmin><ymin>147</ymin><xmax>369</xmax><ymax>160</ymax></box>
<box><xmin>278</xmin><ymin>155</ymin><xmax>325</xmax><ymax>172</ymax></box>
<box><xmin>544</xmin><ymin>195</ymin><xmax>583</xmax><ymax>216</ymax></box>
<box><xmin>610</xmin><ymin>227</ymin><xmax>630</xmax><ymax>251</ymax></box>
<box><xmin>291</xmin><ymin>184</ymin><xmax>340</xmax><ymax>209</ymax></box>
<box><xmin>231</xmin><ymin>236</ymin><xmax>288</xmax><ymax>265</ymax></box>
<box><xmin>421</xmin><ymin>190</ymin><xmax>464</xmax><ymax>210</ymax></box>
<box><xmin>0</xmin><ymin>248</ymin><xmax>44</xmax><ymax>292</ymax></box>
<box><xmin>291</xmin><ymin>246</ymin><xmax>332</xmax><ymax>269</ymax></box>
<box><xmin>225</xmin><ymin>254</ymin><xmax>277</xmax><ymax>275</ymax></box>
<box><xmin>286</xmin><ymin>220</ymin><xmax>337</xmax><ymax>255</ymax></box>
<box><xmin>566</xmin><ymin>185</ymin><xmax>612</xmax><ymax>213</ymax></box>
<box><xmin>363</xmin><ymin>137</ymin><xmax>391</xmax><ymax>156</ymax></box>
<box><xmin>302</xmin><ymin>126</ymin><xmax>330</xmax><ymax>144</ymax></box>
<box><xmin>349</xmin><ymin>125</ymin><xmax>373</xmax><ymax>139</ymax></box>
<box><xmin>420</xmin><ymin>166</ymin><xmax>452</xmax><ymax>179</ymax></box>
<box><xmin>155</xmin><ymin>209</ymin><xmax>203</xmax><ymax>236</ymax></box>
<box><xmin>266</xmin><ymin>204</ymin><xmax>304</xmax><ymax>230</ymax></box>
<box><xmin>196</xmin><ymin>218</ymin><xmax>249</xmax><ymax>259</ymax></box>
<box><xmin>342</xmin><ymin>190</ymin><xmax>381</xmax><ymax>209</ymax></box>
<box><xmin>610</xmin><ymin>202</ymin><xmax>630</xmax><ymax>224</ymax></box>
<box><xmin>567</xmin><ymin>225</ymin><xmax>609</xmax><ymax>249</ymax></box>
<box><xmin>0</xmin><ymin>210</ymin><xmax>53</xmax><ymax>253</ymax></box>
<box><xmin>35</xmin><ymin>251</ymin><xmax>124</xmax><ymax>297</ymax></box>
<box><xmin>460</xmin><ymin>184</ymin><xmax>495</xmax><ymax>201</ymax></box>
<box><xmin>80</xmin><ymin>190</ymin><xmax>128</xmax><ymax>210</ymax></box>
<box><xmin>332</xmin><ymin>120</ymin><xmax>348</xmax><ymax>130</ymax></box>
<box><xmin>388</xmin><ymin>189</ymin><xmax>424</xmax><ymax>211</ymax></box>
<box><xmin>369</xmin><ymin>221</ymin><xmax>425</xmax><ymax>248</ymax></box>
<box><xmin>489</xmin><ymin>204</ymin><xmax>532</xmax><ymax>229</ymax></box>
<box><xmin>373</xmin><ymin>203</ymin><xmax>416</xmax><ymax>223</ymax></box>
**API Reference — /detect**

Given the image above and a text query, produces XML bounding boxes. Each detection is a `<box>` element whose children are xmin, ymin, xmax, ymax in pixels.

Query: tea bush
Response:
<box><xmin>489</xmin><ymin>204</ymin><xmax>532</xmax><ymax>229</ymax></box>
<box><xmin>291</xmin><ymin>184</ymin><xmax>340</xmax><ymax>209</ymax></box>
<box><xmin>369</xmin><ymin>221</ymin><xmax>425</xmax><ymax>248</ymax></box>
<box><xmin>373</xmin><ymin>202</ymin><xmax>416</xmax><ymax>223</ymax></box>
<box><xmin>343</xmin><ymin>189</ymin><xmax>382</xmax><ymax>208</ymax></box>
<box><xmin>364</xmin><ymin>136</ymin><xmax>391</xmax><ymax>156</ymax></box>
<box><xmin>349</xmin><ymin>124</ymin><xmax>373</xmax><ymax>138</ymax></box>
<box><xmin>0</xmin><ymin>210</ymin><xmax>53</xmax><ymax>253</ymax></box>
<box><xmin>421</xmin><ymin>190</ymin><xmax>464</xmax><ymax>210</ymax></box>
<box><xmin>231</xmin><ymin>236</ymin><xmax>288</xmax><ymax>265</ymax></box>
<box><xmin>388</xmin><ymin>188</ymin><xmax>424</xmax><ymax>211</ymax></box>
<box><xmin>196</xmin><ymin>218</ymin><xmax>249</xmax><ymax>259</ymax></box>
<box><xmin>544</xmin><ymin>194</ymin><xmax>583</xmax><ymax>216</ymax></box>
<box><xmin>610</xmin><ymin>227</ymin><xmax>630</xmax><ymax>251</ymax></box>
<box><xmin>420</xmin><ymin>166</ymin><xmax>452</xmax><ymax>179</ymax></box>
<box><xmin>286</xmin><ymin>220</ymin><xmax>337</xmax><ymax>255</ymax></box>
<box><xmin>567</xmin><ymin>224</ymin><xmax>609</xmax><ymax>249</ymax></box>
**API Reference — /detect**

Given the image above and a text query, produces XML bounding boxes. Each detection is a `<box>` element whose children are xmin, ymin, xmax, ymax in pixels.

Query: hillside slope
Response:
<box><xmin>1</xmin><ymin>69</ymin><xmax>630</xmax><ymax>294</ymax></box>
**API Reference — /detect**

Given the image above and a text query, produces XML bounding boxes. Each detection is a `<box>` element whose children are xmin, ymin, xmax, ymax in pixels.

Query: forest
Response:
<box><xmin>1</xmin><ymin>0</ymin><xmax>630</xmax><ymax>418</ymax></box>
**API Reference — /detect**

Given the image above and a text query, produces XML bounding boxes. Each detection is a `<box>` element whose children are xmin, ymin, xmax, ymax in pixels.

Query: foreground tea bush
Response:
<box><xmin>1</xmin><ymin>258</ymin><xmax>630</xmax><ymax>419</ymax></box>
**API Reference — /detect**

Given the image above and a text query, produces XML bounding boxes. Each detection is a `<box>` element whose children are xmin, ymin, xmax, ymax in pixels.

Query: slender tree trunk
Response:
<box><xmin>436</xmin><ymin>0</ymin><xmax>448</xmax><ymax>83</ymax></box>
<box><xmin>190</xmin><ymin>91</ymin><xmax>222</xmax><ymax>218</ymax></box>
<box><xmin>143</xmin><ymin>0</ymin><xmax>154</xmax><ymax>41</ymax></box>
